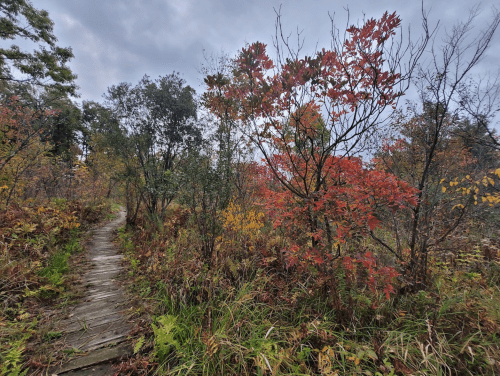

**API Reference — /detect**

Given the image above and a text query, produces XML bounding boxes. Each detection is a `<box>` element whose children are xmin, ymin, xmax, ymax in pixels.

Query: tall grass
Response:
<box><xmin>122</xmin><ymin>206</ymin><xmax>500</xmax><ymax>375</ymax></box>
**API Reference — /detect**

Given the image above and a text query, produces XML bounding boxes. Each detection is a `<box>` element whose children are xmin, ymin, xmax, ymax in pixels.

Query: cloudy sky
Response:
<box><xmin>39</xmin><ymin>0</ymin><xmax>500</xmax><ymax>107</ymax></box>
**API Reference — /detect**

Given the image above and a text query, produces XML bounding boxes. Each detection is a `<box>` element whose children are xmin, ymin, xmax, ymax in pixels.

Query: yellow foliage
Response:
<box><xmin>440</xmin><ymin>168</ymin><xmax>500</xmax><ymax>208</ymax></box>
<box><xmin>318</xmin><ymin>346</ymin><xmax>338</xmax><ymax>376</ymax></box>
<box><xmin>218</xmin><ymin>201</ymin><xmax>264</xmax><ymax>250</ymax></box>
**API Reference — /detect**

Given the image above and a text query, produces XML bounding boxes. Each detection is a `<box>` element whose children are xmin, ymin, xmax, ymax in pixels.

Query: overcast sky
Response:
<box><xmin>38</xmin><ymin>0</ymin><xmax>500</xmax><ymax>108</ymax></box>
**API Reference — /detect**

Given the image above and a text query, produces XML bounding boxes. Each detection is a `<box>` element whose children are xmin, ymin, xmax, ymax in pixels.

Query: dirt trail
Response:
<box><xmin>50</xmin><ymin>209</ymin><xmax>132</xmax><ymax>375</ymax></box>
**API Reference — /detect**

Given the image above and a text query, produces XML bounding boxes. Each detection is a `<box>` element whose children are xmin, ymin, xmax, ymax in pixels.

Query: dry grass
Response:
<box><xmin>117</xmin><ymin>205</ymin><xmax>500</xmax><ymax>375</ymax></box>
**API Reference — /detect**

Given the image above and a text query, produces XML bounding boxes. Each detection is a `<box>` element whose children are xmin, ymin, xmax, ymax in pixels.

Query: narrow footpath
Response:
<box><xmin>50</xmin><ymin>209</ymin><xmax>132</xmax><ymax>375</ymax></box>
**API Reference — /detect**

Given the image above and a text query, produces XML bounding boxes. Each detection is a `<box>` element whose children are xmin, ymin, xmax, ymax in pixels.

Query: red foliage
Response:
<box><xmin>259</xmin><ymin>156</ymin><xmax>416</xmax><ymax>269</ymax></box>
<box><xmin>344</xmin><ymin>252</ymin><xmax>400</xmax><ymax>300</ymax></box>
<box><xmin>206</xmin><ymin>12</ymin><xmax>402</xmax><ymax>123</ymax></box>
<box><xmin>205</xmin><ymin>13</ymin><xmax>414</xmax><ymax>299</ymax></box>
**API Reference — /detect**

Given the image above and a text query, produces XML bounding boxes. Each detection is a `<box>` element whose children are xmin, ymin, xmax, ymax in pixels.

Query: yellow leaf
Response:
<box><xmin>355</xmin><ymin>358</ymin><xmax>360</xmax><ymax>365</ymax></box>
<box><xmin>442</xmin><ymin>186</ymin><xmax>446</xmax><ymax>193</ymax></box>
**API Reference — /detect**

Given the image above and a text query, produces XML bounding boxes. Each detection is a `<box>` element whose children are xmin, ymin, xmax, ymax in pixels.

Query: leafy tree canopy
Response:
<box><xmin>104</xmin><ymin>73</ymin><xmax>200</xmax><ymax>218</ymax></box>
<box><xmin>0</xmin><ymin>0</ymin><xmax>77</xmax><ymax>95</ymax></box>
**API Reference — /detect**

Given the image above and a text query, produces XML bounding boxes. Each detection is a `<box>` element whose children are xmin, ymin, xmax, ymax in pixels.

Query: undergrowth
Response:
<box><xmin>120</xmin><ymin>204</ymin><xmax>500</xmax><ymax>375</ymax></box>
<box><xmin>0</xmin><ymin>199</ymin><xmax>113</xmax><ymax>375</ymax></box>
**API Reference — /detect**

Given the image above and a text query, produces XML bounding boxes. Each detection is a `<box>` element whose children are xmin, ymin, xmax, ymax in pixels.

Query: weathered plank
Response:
<box><xmin>50</xmin><ymin>343</ymin><xmax>132</xmax><ymax>375</ymax></box>
<box><xmin>62</xmin><ymin>313</ymin><xmax>125</xmax><ymax>333</ymax></box>
<box><xmin>51</xmin><ymin>210</ymin><xmax>132</xmax><ymax>374</ymax></box>
<box><xmin>69</xmin><ymin>325</ymin><xmax>131</xmax><ymax>351</ymax></box>
<box><xmin>60</xmin><ymin>307</ymin><xmax>129</xmax><ymax>330</ymax></box>
<box><xmin>65</xmin><ymin>320</ymin><xmax>129</xmax><ymax>343</ymax></box>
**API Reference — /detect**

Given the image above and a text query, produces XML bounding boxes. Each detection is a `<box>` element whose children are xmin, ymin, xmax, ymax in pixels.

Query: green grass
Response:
<box><xmin>124</xmin><ymin>257</ymin><xmax>500</xmax><ymax>375</ymax></box>
<box><xmin>111</xmin><ymin>202</ymin><xmax>123</xmax><ymax>212</ymax></box>
<box><xmin>38</xmin><ymin>231</ymin><xmax>82</xmax><ymax>289</ymax></box>
<box><xmin>118</xmin><ymin>205</ymin><xmax>500</xmax><ymax>375</ymax></box>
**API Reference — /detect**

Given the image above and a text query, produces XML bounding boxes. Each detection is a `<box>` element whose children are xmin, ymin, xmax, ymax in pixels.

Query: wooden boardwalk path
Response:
<box><xmin>51</xmin><ymin>210</ymin><xmax>132</xmax><ymax>375</ymax></box>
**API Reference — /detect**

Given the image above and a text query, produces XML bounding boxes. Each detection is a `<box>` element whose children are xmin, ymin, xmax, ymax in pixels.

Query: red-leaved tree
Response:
<box><xmin>205</xmin><ymin>12</ymin><xmax>427</xmax><ymax>296</ymax></box>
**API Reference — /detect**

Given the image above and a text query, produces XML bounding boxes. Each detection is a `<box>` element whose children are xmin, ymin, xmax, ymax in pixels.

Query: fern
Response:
<box><xmin>0</xmin><ymin>339</ymin><xmax>28</xmax><ymax>376</ymax></box>
<box><xmin>133</xmin><ymin>336</ymin><xmax>145</xmax><ymax>354</ymax></box>
<box><xmin>152</xmin><ymin>315</ymin><xmax>180</xmax><ymax>362</ymax></box>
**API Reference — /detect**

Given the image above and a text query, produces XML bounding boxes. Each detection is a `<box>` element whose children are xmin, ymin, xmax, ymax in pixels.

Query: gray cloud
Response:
<box><xmin>39</xmin><ymin>0</ymin><xmax>500</xmax><ymax>107</ymax></box>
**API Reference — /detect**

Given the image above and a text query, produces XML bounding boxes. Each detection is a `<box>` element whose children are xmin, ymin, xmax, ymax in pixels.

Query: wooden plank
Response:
<box><xmin>71</xmin><ymin>325</ymin><xmax>131</xmax><ymax>351</ymax></box>
<box><xmin>49</xmin><ymin>343</ymin><xmax>132</xmax><ymax>375</ymax></box>
<box><xmin>86</xmin><ymin>267</ymin><xmax>123</xmax><ymax>274</ymax></box>
<box><xmin>92</xmin><ymin>255</ymin><xmax>123</xmax><ymax>261</ymax></box>
<box><xmin>60</xmin><ymin>307</ymin><xmax>128</xmax><ymax>327</ymax></box>
<box><xmin>63</xmin><ymin>313</ymin><xmax>126</xmax><ymax>333</ymax></box>
<box><xmin>85</xmin><ymin>281</ymin><xmax>116</xmax><ymax>288</ymax></box>
<box><xmin>68</xmin><ymin>299</ymin><xmax>126</xmax><ymax>316</ymax></box>
<box><xmin>86</xmin><ymin>286</ymin><xmax>123</xmax><ymax>295</ymax></box>
<box><xmin>85</xmin><ymin>291</ymin><xmax>122</xmax><ymax>302</ymax></box>
<box><xmin>84</xmin><ymin>271</ymin><xmax>123</xmax><ymax>281</ymax></box>
<box><xmin>65</xmin><ymin>320</ymin><xmax>129</xmax><ymax>343</ymax></box>
<box><xmin>50</xmin><ymin>210</ymin><xmax>132</xmax><ymax>371</ymax></box>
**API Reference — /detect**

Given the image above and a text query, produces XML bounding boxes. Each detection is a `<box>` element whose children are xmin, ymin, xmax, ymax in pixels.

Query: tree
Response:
<box><xmin>205</xmin><ymin>12</ymin><xmax>427</xmax><ymax>269</ymax></box>
<box><xmin>0</xmin><ymin>0</ymin><xmax>76</xmax><ymax>95</ymax></box>
<box><xmin>0</xmin><ymin>0</ymin><xmax>78</xmax><ymax>190</ymax></box>
<box><xmin>201</xmin><ymin>52</ymin><xmax>255</xmax><ymax>211</ymax></box>
<box><xmin>179</xmin><ymin>147</ymin><xmax>225</xmax><ymax>264</ymax></box>
<box><xmin>374</xmin><ymin>105</ymin><xmax>475</xmax><ymax>264</ymax></box>
<box><xmin>0</xmin><ymin>87</ymin><xmax>55</xmax><ymax>174</ymax></box>
<box><xmin>260</xmin><ymin>154</ymin><xmax>417</xmax><ymax>271</ymax></box>
<box><xmin>375</xmin><ymin>6</ymin><xmax>500</xmax><ymax>287</ymax></box>
<box><xmin>81</xmin><ymin>101</ymin><xmax>118</xmax><ymax>157</ymax></box>
<box><xmin>104</xmin><ymin>73</ymin><xmax>200</xmax><ymax>220</ymax></box>
<box><xmin>80</xmin><ymin>101</ymin><xmax>123</xmax><ymax>201</ymax></box>
<box><xmin>42</xmin><ymin>93</ymin><xmax>82</xmax><ymax>160</ymax></box>
<box><xmin>454</xmin><ymin>117</ymin><xmax>499</xmax><ymax>171</ymax></box>
<box><xmin>0</xmin><ymin>95</ymin><xmax>52</xmax><ymax>206</ymax></box>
